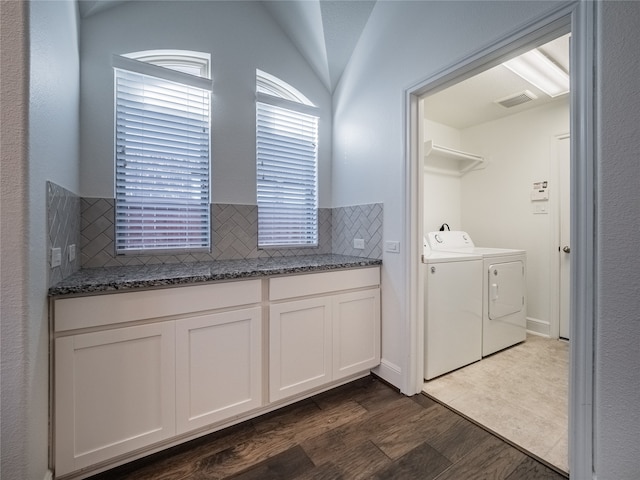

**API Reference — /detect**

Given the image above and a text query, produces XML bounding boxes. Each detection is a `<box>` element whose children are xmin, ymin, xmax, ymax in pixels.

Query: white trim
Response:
<box><xmin>256</xmin><ymin>69</ymin><xmax>315</xmax><ymax>106</ymax></box>
<box><xmin>372</xmin><ymin>359</ymin><xmax>403</xmax><ymax>388</ymax></box>
<box><xmin>112</xmin><ymin>54</ymin><xmax>213</xmax><ymax>91</ymax></box>
<box><xmin>403</xmin><ymin>1</ymin><xmax>595</xmax><ymax>478</ymax></box>
<box><xmin>256</xmin><ymin>92</ymin><xmax>319</xmax><ymax>117</ymax></box>
<box><xmin>43</xmin><ymin>470</ymin><xmax>53</xmax><ymax>480</ymax></box>
<box><xmin>124</xmin><ymin>49</ymin><xmax>210</xmax><ymax>79</ymax></box>
<box><xmin>527</xmin><ymin>316</ymin><xmax>551</xmax><ymax>337</ymax></box>
<box><xmin>569</xmin><ymin>2</ymin><xmax>596</xmax><ymax>478</ymax></box>
<box><xmin>402</xmin><ymin>88</ymin><xmax>423</xmax><ymax>395</ymax></box>
<box><xmin>549</xmin><ymin>132</ymin><xmax>571</xmax><ymax>340</ymax></box>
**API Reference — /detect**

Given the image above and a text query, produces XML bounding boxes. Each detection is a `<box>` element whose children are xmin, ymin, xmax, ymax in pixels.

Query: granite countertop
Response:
<box><xmin>48</xmin><ymin>254</ymin><xmax>382</xmax><ymax>297</ymax></box>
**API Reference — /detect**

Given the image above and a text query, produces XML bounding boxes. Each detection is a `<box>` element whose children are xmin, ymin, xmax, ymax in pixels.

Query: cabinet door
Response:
<box><xmin>175</xmin><ymin>307</ymin><xmax>262</xmax><ymax>434</ymax></box>
<box><xmin>333</xmin><ymin>288</ymin><xmax>381</xmax><ymax>380</ymax></box>
<box><xmin>269</xmin><ymin>297</ymin><xmax>332</xmax><ymax>402</ymax></box>
<box><xmin>55</xmin><ymin>323</ymin><xmax>175</xmax><ymax>476</ymax></box>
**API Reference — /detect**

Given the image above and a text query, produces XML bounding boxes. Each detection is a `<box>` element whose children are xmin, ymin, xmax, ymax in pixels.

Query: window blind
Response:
<box><xmin>115</xmin><ymin>68</ymin><xmax>211</xmax><ymax>253</ymax></box>
<box><xmin>256</xmin><ymin>102</ymin><xmax>318</xmax><ymax>247</ymax></box>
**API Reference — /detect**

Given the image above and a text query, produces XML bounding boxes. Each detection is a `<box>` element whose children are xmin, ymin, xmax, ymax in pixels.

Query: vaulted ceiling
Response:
<box><xmin>261</xmin><ymin>0</ymin><xmax>376</xmax><ymax>92</ymax></box>
<box><xmin>78</xmin><ymin>1</ymin><xmax>568</xmax><ymax>127</ymax></box>
<box><xmin>78</xmin><ymin>0</ymin><xmax>376</xmax><ymax>93</ymax></box>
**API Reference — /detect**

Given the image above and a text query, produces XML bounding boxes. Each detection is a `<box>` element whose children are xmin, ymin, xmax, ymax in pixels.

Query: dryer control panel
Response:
<box><xmin>428</xmin><ymin>231</ymin><xmax>475</xmax><ymax>249</ymax></box>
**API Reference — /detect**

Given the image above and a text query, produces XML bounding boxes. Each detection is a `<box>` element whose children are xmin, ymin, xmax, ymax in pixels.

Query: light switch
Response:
<box><xmin>51</xmin><ymin>247</ymin><xmax>62</xmax><ymax>267</ymax></box>
<box><xmin>68</xmin><ymin>244</ymin><xmax>76</xmax><ymax>262</ymax></box>
<box><xmin>533</xmin><ymin>204</ymin><xmax>548</xmax><ymax>214</ymax></box>
<box><xmin>385</xmin><ymin>241</ymin><xmax>400</xmax><ymax>253</ymax></box>
<box><xmin>353</xmin><ymin>238</ymin><xmax>365</xmax><ymax>249</ymax></box>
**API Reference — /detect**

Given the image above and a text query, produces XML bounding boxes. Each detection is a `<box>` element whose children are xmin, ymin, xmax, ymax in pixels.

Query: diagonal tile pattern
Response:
<box><xmin>78</xmin><ymin>201</ymin><xmax>345</xmax><ymax>268</ymax></box>
<box><xmin>47</xmin><ymin>181</ymin><xmax>81</xmax><ymax>286</ymax></box>
<box><xmin>332</xmin><ymin>203</ymin><xmax>383</xmax><ymax>259</ymax></box>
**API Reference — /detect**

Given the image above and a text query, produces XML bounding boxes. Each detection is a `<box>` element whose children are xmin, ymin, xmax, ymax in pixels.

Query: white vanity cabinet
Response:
<box><xmin>269</xmin><ymin>268</ymin><xmax>381</xmax><ymax>402</ymax></box>
<box><xmin>52</xmin><ymin>280</ymin><xmax>262</xmax><ymax>477</ymax></box>
<box><xmin>51</xmin><ymin>265</ymin><xmax>380</xmax><ymax>478</ymax></box>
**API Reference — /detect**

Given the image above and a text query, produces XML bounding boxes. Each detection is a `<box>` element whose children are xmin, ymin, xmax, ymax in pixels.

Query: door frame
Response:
<box><xmin>402</xmin><ymin>1</ymin><xmax>596</xmax><ymax>478</ymax></box>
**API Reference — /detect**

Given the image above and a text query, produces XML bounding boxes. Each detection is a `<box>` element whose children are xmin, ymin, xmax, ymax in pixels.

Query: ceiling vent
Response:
<box><xmin>495</xmin><ymin>90</ymin><xmax>538</xmax><ymax>108</ymax></box>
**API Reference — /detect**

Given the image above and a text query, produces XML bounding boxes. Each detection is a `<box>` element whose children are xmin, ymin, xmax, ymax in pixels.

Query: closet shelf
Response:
<box><xmin>424</xmin><ymin>140</ymin><xmax>485</xmax><ymax>176</ymax></box>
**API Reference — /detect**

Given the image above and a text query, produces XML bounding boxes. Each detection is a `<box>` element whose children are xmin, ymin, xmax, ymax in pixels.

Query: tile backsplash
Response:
<box><xmin>332</xmin><ymin>203</ymin><xmax>383</xmax><ymax>259</ymax></box>
<box><xmin>47</xmin><ymin>181</ymin><xmax>81</xmax><ymax>286</ymax></box>
<box><xmin>75</xmin><ymin>197</ymin><xmax>382</xmax><ymax>268</ymax></box>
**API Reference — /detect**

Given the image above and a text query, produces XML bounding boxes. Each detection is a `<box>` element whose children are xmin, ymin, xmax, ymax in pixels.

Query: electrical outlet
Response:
<box><xmin>68</xmin><ymin>244</ymin><xmax>76</xmax><ymax>262</ymax></box>
<box><xmin>353</xmin><ymin>238</ymin><xmax>365</xmax><ymax>249</ymax></box>
<box><xmin>51</xmin><ymin>247</ymin><xmax>62</xmax><ymax>267</ymax></box>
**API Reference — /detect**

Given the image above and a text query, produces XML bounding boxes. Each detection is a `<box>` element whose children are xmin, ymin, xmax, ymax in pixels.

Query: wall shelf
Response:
<box><xmin>424</xmin><ymin>140</ymin><xmax>485</xmax><ymax>176</ymax></box>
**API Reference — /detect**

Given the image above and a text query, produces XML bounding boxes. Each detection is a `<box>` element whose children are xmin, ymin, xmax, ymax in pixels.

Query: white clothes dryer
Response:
<box><xmin>422</xmin><ymin>239</ymin><xmax>483</xmax><ymax>379</ymax></box>
<box><xmin>428</xmin><ymin>231</ymin><xmax>527</xmax><ymax>357</ymax></box>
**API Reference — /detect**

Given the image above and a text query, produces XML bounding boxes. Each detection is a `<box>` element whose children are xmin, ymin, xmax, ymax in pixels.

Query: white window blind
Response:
<box><xmin>114</xmin><ymin>66</ymin><xmax>211</xmax><ymax>253</ymax></box>
<box><xmin>257</xmin><ymin>101</ymin><xmax>318</xmax><ymax>247</ymax></box>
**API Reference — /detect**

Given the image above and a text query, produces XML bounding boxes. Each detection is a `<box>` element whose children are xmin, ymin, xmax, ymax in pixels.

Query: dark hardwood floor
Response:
<box><xmin>88</xmin><ymin>376</ymin><xmax>567</xmax><ymax>480</ymax></box>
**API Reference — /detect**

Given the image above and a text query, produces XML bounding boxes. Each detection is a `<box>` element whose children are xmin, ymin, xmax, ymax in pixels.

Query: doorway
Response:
<box><xmin>403</xmin><ymin>4</ymin><xmax>597</xmax><ymax>477</ymax></box>
<box><xmin>418</xmin><ymin>33</ymin><xmax>570</xmax><ymax>473</ymax></box>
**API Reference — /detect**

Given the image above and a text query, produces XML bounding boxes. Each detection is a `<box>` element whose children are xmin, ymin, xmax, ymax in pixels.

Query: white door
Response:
<box><xmin>559</xmin><ymin>135</ymin><xmax>571</xmax><ymax>339</ymax></box>
<box><xmin>269</xmin><ymin>297</ymin><xmax>332</xmax><ymax>402</ymax></box>
<box><xmin>55</xmin><ymin>323</ymin><xmax>176</xmax><ymax>476</ymax></box>
<box><xmin>488</xmin><ymin>260</ymin><xmax>525</xmax><ymax>320</ymax></box>
<box><xmin>332</xmin><ymin>288</ymin><xmax>381</xmax><ymax>380</ymax></box>
<box><xmin>175</xmin><ymin>307</ymin><xmax>262</xmax><ymax>434</ymax></box>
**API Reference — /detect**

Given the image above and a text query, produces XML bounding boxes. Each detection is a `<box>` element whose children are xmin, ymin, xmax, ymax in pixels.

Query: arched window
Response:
<box><xmin>256</xmin><ymin>70</ymin><xmax>319</xmax><ymax>247</ymax></box>
<box><xmin>113</xmin><ymin>50</ymin><xmax>212</xmax><ymax>253</ymax></box>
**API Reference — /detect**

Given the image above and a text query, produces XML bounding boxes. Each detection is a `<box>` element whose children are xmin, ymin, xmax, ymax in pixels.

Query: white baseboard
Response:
<box><xmin>526</xmin><ymin>316</ymin><xmax>551</xmax><ymax>337</ymax></box>
<box><xmin>372</xmin><ymin>359</ymin><xmax>402</xmax><ymax>389</ymax></box>
<box><xmin>43</xmin><ymin>470</ymin><xmax>53</xmax><ymax>480</ymax></box>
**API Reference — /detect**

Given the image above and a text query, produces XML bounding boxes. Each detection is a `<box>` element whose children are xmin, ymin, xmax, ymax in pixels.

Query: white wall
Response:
<box><xmin>0</xmin><ymin>1</ymin><xmax>81</xmax><ymax>478</ymax></box>
<box><xmin>423</xmin><ymin>119</ymin><xmax>463</xmax><ymax>232</ymax></box>
<box><xmin>461</xmin><ymin>100</ymin><xmax>569</xmax><ymax>330</ymax></box>
<box><xmin>79</xmin><ymin>0</ymin><xmax>332</xmax><ymax>207</ymax></box>
<box><xmin>30</xmin><ymin>1</ymin><xmax>81</xmax><ymax>477</ymax></box>
<box><xmin>597</xmin><ymin>2</ymin><xmax>640</xmax><ymax>478</ymax></box>
<box><xmin>333</xmin><ymin>0</ymin><xmax>565</xmax><ymax>389</ymax></box>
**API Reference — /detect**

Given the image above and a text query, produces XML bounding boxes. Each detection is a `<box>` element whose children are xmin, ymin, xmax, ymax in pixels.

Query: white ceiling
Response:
<box><xmin>423</xmin><ymin>34</ymin><xmax>570</xmax><ymax>130</ymax></box>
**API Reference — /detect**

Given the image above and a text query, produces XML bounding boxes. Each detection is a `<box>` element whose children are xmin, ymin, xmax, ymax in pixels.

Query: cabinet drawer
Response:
<box><xmin>269</xmin><ymin>267</ymin><xmax>380</xmax><ymax>301</ymax></box>
<box><xmin>54</xmin><ymin>280</ymin><xmax>262</xmax><ymax>332</ymax></box>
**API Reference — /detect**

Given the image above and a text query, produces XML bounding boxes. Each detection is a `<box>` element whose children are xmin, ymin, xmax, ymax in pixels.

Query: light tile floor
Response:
<box><xmin>423</xmin><ymin>334</ymin><xmax>569</xmax><ymax>473</ymax></box>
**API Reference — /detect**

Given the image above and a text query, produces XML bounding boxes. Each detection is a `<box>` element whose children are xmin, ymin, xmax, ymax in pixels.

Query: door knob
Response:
<box><xmin>562</xmin><ymin>246</ymin><xmax>571</xmax><ymax>253</ymax></box>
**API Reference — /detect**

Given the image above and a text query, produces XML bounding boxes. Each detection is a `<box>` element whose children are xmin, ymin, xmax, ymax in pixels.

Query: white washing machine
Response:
<box><xmin>422</xmin><ymin>239</ymin><xmax>483</xmax><ymax>380</ymax></box>
<box><xmin>428</xmin><ymin>231</ymin><xmax>527</xmax><ymax>357</ymax></box>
